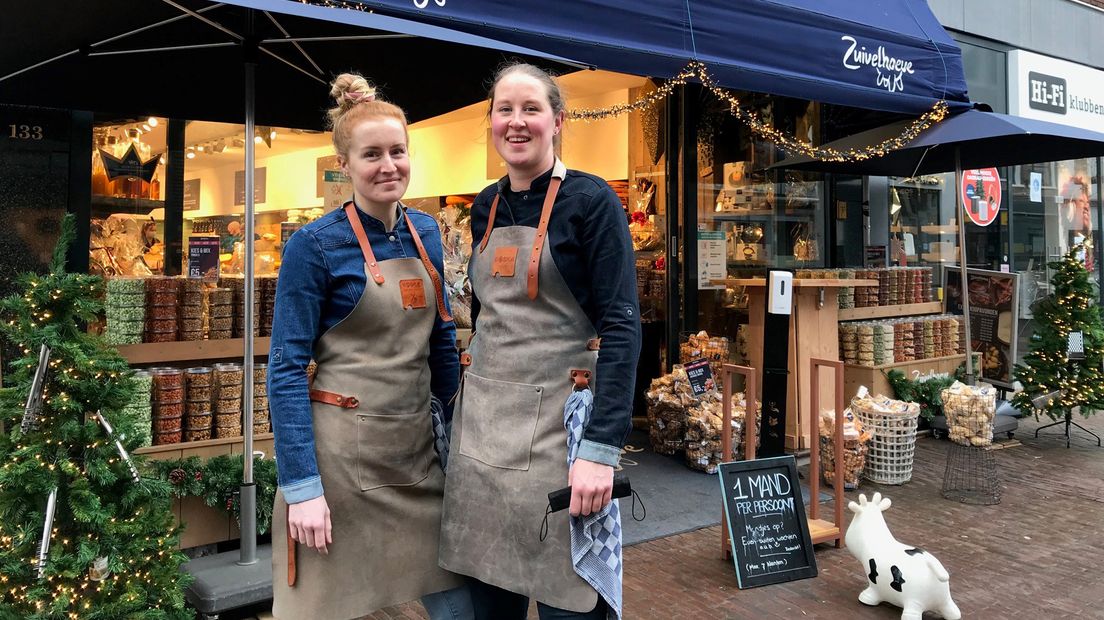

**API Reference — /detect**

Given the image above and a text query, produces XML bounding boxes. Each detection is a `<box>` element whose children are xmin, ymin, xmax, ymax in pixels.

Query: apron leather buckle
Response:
<box><xmin>586</xmin><ymin>338</ymin><xmax>602</xmax><ymax>351</ymax></box>
<box><xmin>338</xmin><ymin>395</ymin><xmax>359</xmax><ymax>408</ymax></box>
<box><xmin>459</xmin><ymin>352</ymin><xmax>472</xmax><ymax>367</ymax></box>
<box><xmin>570</xmin><ymin>369</ymin><xmax>591</xmax><ymax>390</ymax></box>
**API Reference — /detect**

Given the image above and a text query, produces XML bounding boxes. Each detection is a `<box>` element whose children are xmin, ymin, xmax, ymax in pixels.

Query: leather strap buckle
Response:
<box><xmin>460</xmin><ymin>352</ymin><xmax>472</xmax><ymax>367</ymax></box>
<box><xmin>309</xmin><ymin>389</ymin><xmax>360</xmax><ymax>409</ymax></box>
<box><xmin>586</xmin><ymin>338</ymin><xmax>602</xmax><ymax>351</ymax></box>
<box><xmin>570</xmin><ymin>369</ymin><xmax>591</xmax><ymax>390</ymax></box>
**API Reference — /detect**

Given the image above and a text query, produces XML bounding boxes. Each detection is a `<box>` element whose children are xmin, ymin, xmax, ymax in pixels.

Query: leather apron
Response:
<box><xmin>272</xmin><ymin>203</ymin><xmax>462</xmax><ymax>619</ymax></box>
<box><xmin>440</xmin><ymin>161</ymin><xmax>601</xmax><ymax>612</ymax></box>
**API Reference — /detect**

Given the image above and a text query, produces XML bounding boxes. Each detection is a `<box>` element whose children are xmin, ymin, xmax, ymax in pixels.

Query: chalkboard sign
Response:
<box><xmin>718</xmin><ymin>456</ymin><xmax>818</xmax><ymax>588</ymax></box>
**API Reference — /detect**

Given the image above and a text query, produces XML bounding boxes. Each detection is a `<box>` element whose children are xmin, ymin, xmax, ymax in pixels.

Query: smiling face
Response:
<box><xmin>490</xmin><ymin>71</ymin><xmax>564</xmax><ymax>188</ymax></box>
<box><xmin>338</xmin><ymin>117</ymin><xmax>410</xmax><ymax>212</ymax></box>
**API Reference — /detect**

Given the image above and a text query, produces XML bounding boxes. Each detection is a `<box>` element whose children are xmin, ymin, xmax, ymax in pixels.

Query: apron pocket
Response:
<box><xmin>458</xmin><ymin>372</ymin><xmax>543</xmax><ymax>470</ymax></box>
<box><xmin>356</xmin><ymin>410</ymin><xmax>432</xmax><ymax>491</ymax></box>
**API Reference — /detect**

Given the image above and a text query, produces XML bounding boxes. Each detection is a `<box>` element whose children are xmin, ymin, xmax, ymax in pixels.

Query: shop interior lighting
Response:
<box><xmin>185</xmin><ymin>147</ymin><xmax>196</xmax><ymax>159</ymax></box>
<box><xmin>147</xmin><ymin>117</ymin><xmax>159</xmax><ymax>127</ymax></box>
<box><xmin>142</xmin><ymin>123</ymin><xmax>152</xmax><ymax>132</ymax></box>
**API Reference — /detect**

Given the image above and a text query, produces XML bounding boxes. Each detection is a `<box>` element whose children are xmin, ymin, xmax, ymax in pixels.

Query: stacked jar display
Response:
<box><xmin>259</xmin><ymin>275</ymin><xmax>277</xmax><ymax>337</ymax></box>
<box><xmin>184</xmin><ymin>367</ymin><xmax>214</xmax><ymax>441</ymax></box>
<box><xmin>180</xmin><ymin>280</ymin><xmax>206</xmax><ymax>341</ymax></box>
<box><xmin>104</xmin><ymin>277</ymin><xmax>146</xmax><ymax>345</ymax></box>
<box><xmin>208</xmin><ymin>288</ymin><xmax>233</xmax><ymax>340</ymax></box>
<box><xmin>145</xmin><ymin>277</ymin><xmax>180</xmax><ymax>343</ymax></box>
<box><xmin>124</xmin><ymin>370</ymin><xmax>153</xmax><ymax>447</ymax></box>
<box><xmin>150</xmin><ymin>368</ymin><xmax>184</xmax><ymax>445</ymax></box>
<box><xmin>839</xmin><ymin>315</ymin><xmax>964</xmax><ymax>366</ymax></box>
<box><xmin>222</xmin><ymin>276</ymin><xmax>260</xmax><ymax>339</ymax></box>
<box><xmin>213</xmin><ymin>363</ymin><xmax>243</xmax><ymax>438</ymax></box>
<box><xmin>253</xmin><ymin>363</ymin><xmax>270</xmax><ymax>434</ymax></box>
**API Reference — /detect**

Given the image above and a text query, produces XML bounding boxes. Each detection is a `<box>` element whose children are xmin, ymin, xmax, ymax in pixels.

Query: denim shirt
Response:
<box><xmin>268</xmin><ymin>204</ymin><xmax>458</xmax><ymax>504</ymax></box>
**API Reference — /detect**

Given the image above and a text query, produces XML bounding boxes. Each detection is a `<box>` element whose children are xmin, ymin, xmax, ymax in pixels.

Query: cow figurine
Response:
<box><xmin>845</xmin><ymin>493</ymin><xmax>961</xmax><ymax>620</ymax></box>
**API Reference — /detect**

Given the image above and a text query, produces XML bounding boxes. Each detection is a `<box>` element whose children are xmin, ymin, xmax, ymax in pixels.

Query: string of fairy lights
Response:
<box><xmin>300</xmin><ymin>1</ymin><xmax>950</xmax><ymax>163</ymax></box>
<box><xmin>568</xmin><ymin>61</ymin><xmax>950</xmax><ymax>162</ymax></box>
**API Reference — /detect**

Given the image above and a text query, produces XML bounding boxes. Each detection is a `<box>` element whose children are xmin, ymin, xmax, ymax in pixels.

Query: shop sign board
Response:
<box><xmin>943</xmin><ymin>267</ymin><xmax>1019</xmax><ymax>389</ymax></box>
<box><xmin>322</xmin><ymin>169</ymin><xmax>353</xmax><ymax>211</ymax></box>
<box><xmin>183</xmin><ymin>178</ymin><xmax>200</xmax><ymax>211</ymax></box>
<box><xmin>959</xmin><ymin>168</ymin><xmax>1001</xmax><ymax>227</ymax></box>
<box><xmin>718</xmin><ymin>455</ymin><xmax>818</xmax><ymax>589</ymax></box>
<box><xmin>233</xmin><ymin>167</ymin><xmax>266</xmax><ymax>206</ymax></box>
<box><xmin>1008</xmin><ymin>50</ymin><xmax>1104</xmax><ymax>133</ymax></box>
<box><xmin>187</xmin><ymin>236</ymin><xmax>221</xmax><ymax>280</ymax></box>
<box><xmin>697</xmin><ymin>228</ymin><xmax>726</xmax><ymax>290</ymax></box>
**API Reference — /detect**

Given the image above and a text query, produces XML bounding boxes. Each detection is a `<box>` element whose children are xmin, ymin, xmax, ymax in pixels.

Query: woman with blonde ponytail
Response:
<box><xmin>268</xmin><ymin>72</ymin><xmax>472</xmax><ymax>619</ymax></box>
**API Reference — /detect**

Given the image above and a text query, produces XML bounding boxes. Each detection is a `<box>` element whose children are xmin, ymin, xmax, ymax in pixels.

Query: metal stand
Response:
<box><xmin>720</xmin><ymin>364</ymin><xmax>757</xmax><ymax>560</ymax></box>
<box><xmin>1034</xmin><ymin>410</ymin><xmax>1102</xmax><ymax>448</ymax></box>
<box><xmin>941</xmin><ymin>442</ymin><xmax>1001</xmax><ymax>505</ymax></box>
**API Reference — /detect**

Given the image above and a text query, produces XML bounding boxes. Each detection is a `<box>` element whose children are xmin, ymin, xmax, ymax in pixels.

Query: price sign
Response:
<box><xmin>187</xmin><ymin>236</ymin><xmax>221</xmax><ymax>280</ymax></box>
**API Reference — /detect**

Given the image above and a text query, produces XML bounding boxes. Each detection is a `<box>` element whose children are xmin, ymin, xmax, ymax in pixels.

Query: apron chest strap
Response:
<box><xmin>309</xmin><ymin>389</ymin><xmax>360</xmax><ymax>409</ymax></box>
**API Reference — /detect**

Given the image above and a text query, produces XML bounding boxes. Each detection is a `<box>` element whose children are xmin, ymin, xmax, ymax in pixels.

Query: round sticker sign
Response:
<box><xmin>960</xmin><ymin>168</ymin><xmax>1002</xmax><ymax>227</ymax></box>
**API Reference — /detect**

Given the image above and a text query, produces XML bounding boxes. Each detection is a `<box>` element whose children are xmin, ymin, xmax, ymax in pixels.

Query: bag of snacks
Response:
<box><xmin>684</xmin><ymin>391</ymin><xmax>761</xmax><ymax>474</ymax></box>
<box><xmin>941</xmin><ymin>381</ymin><xmax>997</xmax><ymax>447</ymax></box>
<box><xmin>679</xmin><ymin>330</ymin><xmax>730</xmax><ymax>376</ymax></box>
<box><xmin>644</xmin><ymin>367</ymin><xmax>696</xmax><ymax>455</ymax></box>
<box><xmin>819</xmin><ymin>408</ymin><xmax>870</xmax><ymax>490</ymax></box>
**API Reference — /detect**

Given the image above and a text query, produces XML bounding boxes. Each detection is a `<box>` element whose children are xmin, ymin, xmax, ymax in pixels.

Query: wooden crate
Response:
<box><xmin>843</xmin><ymin>353</ymin><xmax>980</xmax><ymax>401</ymax></box>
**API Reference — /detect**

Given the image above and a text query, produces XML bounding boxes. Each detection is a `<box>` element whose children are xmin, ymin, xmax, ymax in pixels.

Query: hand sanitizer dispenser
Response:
<box><xmin>767</xmin><ymin>270</ymin><xmax>793</xmax><ymax>315</ymax></box>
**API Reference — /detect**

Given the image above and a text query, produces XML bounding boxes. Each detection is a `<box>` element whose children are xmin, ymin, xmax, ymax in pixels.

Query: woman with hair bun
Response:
<box><xmin>268</xmin><ymin>73</ymin><xmax>472</xmax><ymax>619</ymax></box>
<box><xmin>440</xmin><ymin>63</ymin><xmax>641</xmax><ymax>619</ymax></box>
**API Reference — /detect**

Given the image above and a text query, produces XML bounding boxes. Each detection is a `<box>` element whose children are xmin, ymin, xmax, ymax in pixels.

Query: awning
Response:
<box><xmin>256</xmin><ymin>0</ymin><xmax>971</xmax><ymax>115</ymax></box>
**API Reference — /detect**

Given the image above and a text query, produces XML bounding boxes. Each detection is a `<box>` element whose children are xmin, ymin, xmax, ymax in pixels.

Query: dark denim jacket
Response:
<box><xmin>267</xmin><ymin>204</ymin><xmax>458</xmax><ymax>504</ymax></box>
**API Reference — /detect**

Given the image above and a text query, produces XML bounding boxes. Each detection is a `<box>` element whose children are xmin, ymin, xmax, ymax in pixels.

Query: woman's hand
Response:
<box><xmin>568</xmin><ymin>459</ymin><xmax>614</xmax><ymax>517</ymax></box>
<box><xmin>288</xmin><ymin>495</ymin><xmax>332</xmax><ymax>554</ymax></box>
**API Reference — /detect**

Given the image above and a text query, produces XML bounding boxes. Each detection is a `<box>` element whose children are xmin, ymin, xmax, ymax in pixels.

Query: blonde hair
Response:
<box><xmin>327</xmin><ymin>73</ymin><xmax>408</xmax><ymax>159</ymax></box>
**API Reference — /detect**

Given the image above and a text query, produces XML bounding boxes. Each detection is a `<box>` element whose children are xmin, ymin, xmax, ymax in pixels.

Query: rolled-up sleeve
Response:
<box><xmin>268</xmin><ymin>228</ymin><xmax>329</xmax><ymax>504</ymax></box>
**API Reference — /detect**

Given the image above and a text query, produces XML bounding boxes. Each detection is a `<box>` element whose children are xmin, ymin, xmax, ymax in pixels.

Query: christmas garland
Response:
<box><xmin>145</xmin><ymin>455</ymin><xmax>278</xmax><ymax>536</ymax></box>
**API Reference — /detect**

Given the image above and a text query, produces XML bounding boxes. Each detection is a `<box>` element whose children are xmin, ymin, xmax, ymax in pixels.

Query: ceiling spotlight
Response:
<box><xmin>186</xmin><ymin>147</ymin><xmax>196</xmax><ymax>160</ymax></box>
<box><xmin>148</xmin><ymin>117</ymin><xmax>159</xmax><ymax>127</ymax></box>
<box><xmin>159</xmin><ymin>155</ymin><xmax>166</xmax><ymax>165</ymax></box>
<box><xmin>254</xmin><ymin>135</ymin><xmax>263</xmax><ymax>144</ymax></box>
<box><xmin>197</xmin><ymin>145</ymin><xmax>205</xmax><ymax>152</ymax></box>
<box><xmin>142</xmin><ymin>124</ymin><xmax>151</xmax><ymax>132</ymax></box>
<box><xmin>270</xmin><ymin>130</ymin><xmax>277</xmax><ymax>140</ymax></box>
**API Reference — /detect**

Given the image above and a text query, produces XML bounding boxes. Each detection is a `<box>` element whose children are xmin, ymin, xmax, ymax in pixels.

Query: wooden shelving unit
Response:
<box><xmin>116</xmin><ymin>338</ymin><xmax>271</xmax><ymax>365</ymax></box>
<box><xmin>838</xmin><ymin>301</ymin><xmax>943</xmax><ymax>321</ymax></box>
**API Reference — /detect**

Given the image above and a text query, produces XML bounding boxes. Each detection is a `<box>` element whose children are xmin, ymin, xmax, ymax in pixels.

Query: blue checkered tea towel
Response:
<box><xmin>564</xmin><ymin>388</ymin><xmax>622</xmax><ymax>620</ymax></box>
<box><xmin>430</xmin><ymin>396</ymin><xmax>449</xmax><ymax>472</ymax></box>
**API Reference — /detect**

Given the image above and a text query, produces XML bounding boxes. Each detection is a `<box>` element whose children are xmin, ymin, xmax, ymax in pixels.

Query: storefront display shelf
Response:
<box><xmin>838</xmin><ymin>301</ymin><xmax>944</xmax><ymax>321</ymax></box>
<box><xmin>116</xmin><ymin>338</ymin><xmax>271</xmax><ymax>364</ymax></box>
<box><xmin>134</xmin><ymin>433</ymin><xmax>274</xmax><ymax>457</ymax></box>
<box><xmin>920</xmin><ymin>225</ymin><xmax>958</xmax><ymax>235</ymax></box>
<box><xmin>844</xmin><ymin>353</ymin><xmax>981</xmax><ymax>403</ymax></box>
<box><xmin>91</xmin><ymin>195</ymin><xmax>164</xmax><ymax>214</ymax></box>
<box><xmin>716</xmin><ymin>278</ymin><xmax>878</xmax><ymax>288</ymax></box>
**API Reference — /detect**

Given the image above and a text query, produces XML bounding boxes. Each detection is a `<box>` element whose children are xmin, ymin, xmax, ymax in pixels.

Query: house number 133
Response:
<box><xmin>8</xmin><ymin>124</ymin><xmax>44</xmax><ymax>140</ymax></box>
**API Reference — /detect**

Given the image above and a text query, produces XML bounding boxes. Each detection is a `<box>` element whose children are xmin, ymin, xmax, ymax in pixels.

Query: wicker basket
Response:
<box><xmin>852</xmin><ymin>390</ymin><xmax>919</xmax><ymax>485</ymax></box>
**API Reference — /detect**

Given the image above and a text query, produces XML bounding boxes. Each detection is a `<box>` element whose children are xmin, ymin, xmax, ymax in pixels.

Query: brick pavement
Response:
<box><xmin>252</xmin><ymin>413</ymin><xmax>1104</xmax><ymax>619</ymax></box>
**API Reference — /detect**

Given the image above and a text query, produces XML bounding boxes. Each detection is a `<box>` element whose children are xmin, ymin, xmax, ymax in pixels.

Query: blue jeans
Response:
<box><xmin>421</xmin><ymin>584</ymin><xmax>475</xmax><ymax>620</ymax></box>
<box><xmin>468</xmin><ymin>578</ymin><xmax>608</xmax><ymax>620</ymax></box>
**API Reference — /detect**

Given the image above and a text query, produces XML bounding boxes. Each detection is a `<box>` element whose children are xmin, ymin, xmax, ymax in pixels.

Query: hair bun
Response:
<box><xmin>330</xmin><ymin>73</ymin><xmax>378</xmax><ymax>112</ymax></box>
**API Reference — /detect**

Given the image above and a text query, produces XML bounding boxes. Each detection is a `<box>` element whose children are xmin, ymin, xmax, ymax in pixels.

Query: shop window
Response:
<box><xmin>690</xmin><ymin>91</ymin><xmax>824</xmax><ymax>364</ymax></box>
<box><xmin>1009</xmin><ymin>159</ymin><xmax>1100</xmax><ymax>357</ymax></box>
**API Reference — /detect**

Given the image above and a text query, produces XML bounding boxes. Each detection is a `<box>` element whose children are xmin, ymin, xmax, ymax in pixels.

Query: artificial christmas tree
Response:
<box><xmin>0</xmin><ymin>215</ymin><xmax>191</xmax><ymax>619</ymax></box>
<box><xmin>1013</xmin><ymin>245</ymin><xmax>1104</xmax><ymax>447</ymax></box>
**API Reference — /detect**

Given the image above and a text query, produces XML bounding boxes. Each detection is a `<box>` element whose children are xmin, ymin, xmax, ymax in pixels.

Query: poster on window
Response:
<box><xmin>943</xmin><ymin>267</ymin><xmax>1019</xmax><ymax>389</ymax></box>
<box><xmin>698</xmin><ymin>229</ymin><xmax>726</xmax><ymax>290</ymax></box>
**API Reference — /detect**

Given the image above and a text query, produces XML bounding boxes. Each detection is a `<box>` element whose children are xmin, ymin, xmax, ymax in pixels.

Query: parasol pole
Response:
<box><xmin>238</xmin><ymin>29</ymin><xmax>258</xmax><ymax>567</ymax></box>
<box><xmin>955</xmin><ymin>147</ymin><xmax>975</xmax><ymax>385</ymax></box>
